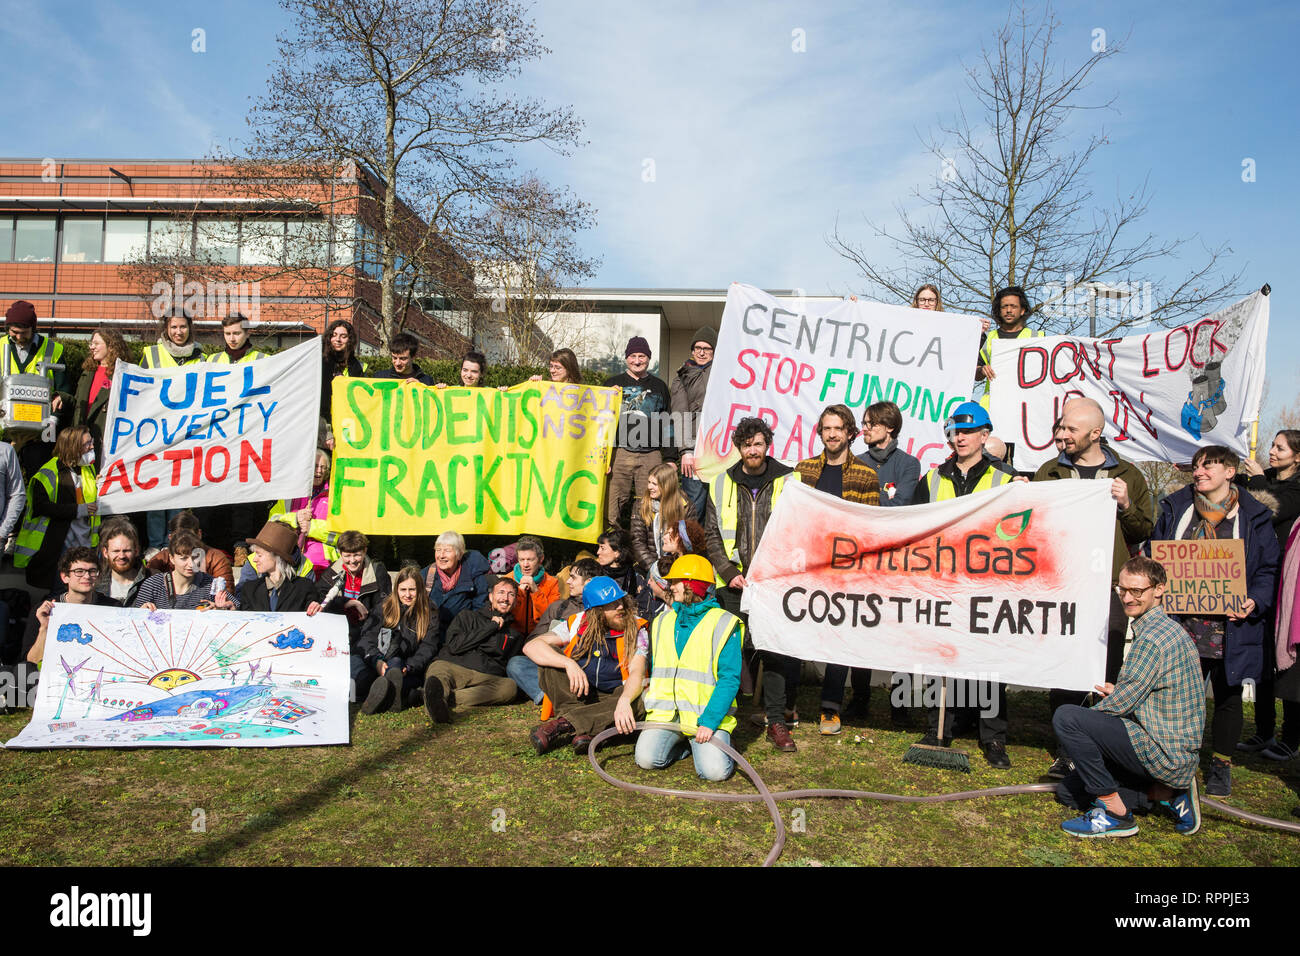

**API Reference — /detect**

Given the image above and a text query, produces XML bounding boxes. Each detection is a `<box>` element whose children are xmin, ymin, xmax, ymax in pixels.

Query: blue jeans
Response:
<box><xmin>146</xmin><ymin>509</ymin><xmax>183</xmax><ymax>550</ymax></box>
<box><xmin>635</xmin><ymin>726</ymin><xmax>734</xmax><ymax>782</ymax></box>
<box><xmin>506</xmin><ymin>654</ymin><xmax>543</xmax><ymax>704</ymax></box>
<box><xmin>1052</xmin><ymin>704</ymin><xmax>1156</xmax><ymax>813</ymax></box>
<box><xmin>680</xmin><ymin>475</ymin><xmax>708</xmax><ymax>522</ymax></box>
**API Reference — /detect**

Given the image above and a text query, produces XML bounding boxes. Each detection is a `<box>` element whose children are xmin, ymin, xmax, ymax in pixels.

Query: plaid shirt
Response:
<box><xmin>794</xmin><ymin>452</ymin><xmax>880</xmax><ymax>505</ymax></box>
<box><xmin>1095</xmin><ymin>605</ymin><xmax>1205</xmax><ymax>788</ymax></box>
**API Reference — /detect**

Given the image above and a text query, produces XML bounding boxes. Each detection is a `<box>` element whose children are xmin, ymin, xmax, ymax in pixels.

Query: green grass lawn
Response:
<box><xmin>2</xmin><ymin>688</ymin><xmax>1297</xmax><ymax>866</ymax></box>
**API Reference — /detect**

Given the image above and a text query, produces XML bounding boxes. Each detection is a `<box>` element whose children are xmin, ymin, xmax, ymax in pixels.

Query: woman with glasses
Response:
<box><xmin>1148</xmin><ymin>445</ymin><xmax>1281</xmax><ymax>796</ymax></box>
<box><xmin>529</xmin><ymin>348</ymin><xmax>582</xmax><ymax>385</ymax></box>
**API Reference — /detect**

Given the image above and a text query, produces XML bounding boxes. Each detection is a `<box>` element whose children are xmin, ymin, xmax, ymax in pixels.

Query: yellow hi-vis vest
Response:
<box><xmin>2</xmin><ymin>334</ymin><xmax>63</xmax><ymax>379</ymax></box>
<box><xmin>210</xmin><ymin>349</ymin><xmax>267</xmax><ymax>364</ymax></box>
<box><xmin>978</xmin><ymin>326</ymin><xmax>1045</xmax><ymax>409</ymax></box>
<box><xmin>14</xmin><ymin>459</ymin><xmax>99</xmax><ymax>568</ymax></box>
<box><xmin>141</xmin><ymin>343</ymin><xmax>204</xmax><ymax>369</ymax></box>
<box><xmin>643</xmin><ymin>605</ymin><xmax>741</xmax><ymax>735</ymax></box>
<box><xmin>268</xmin><ymin>498</ymin><xmax>340</xmax><ymax>565</ymax></box>
<box><xmin>925</xmin><ymin>461</ymin><xmax>1016</xmax><ymax>501</ymax></box>
<box><xmin>709</xmin><ymin>470</ymin><xmax>787</xmax><ymax>577</ymax></box>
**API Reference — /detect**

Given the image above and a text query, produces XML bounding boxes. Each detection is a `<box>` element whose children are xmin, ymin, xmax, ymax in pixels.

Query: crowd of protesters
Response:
<box><xmin>1</xmin><ymin>286</ymin><xmax>1298</xmax><ymax>843</ymax></box>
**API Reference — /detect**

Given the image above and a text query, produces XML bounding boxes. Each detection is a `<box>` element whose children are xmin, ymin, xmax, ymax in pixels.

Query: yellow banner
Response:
<box><xmin>326</xmin><ymin>379</ymin><xmax>620</xmax><ymax>540</ymax></box>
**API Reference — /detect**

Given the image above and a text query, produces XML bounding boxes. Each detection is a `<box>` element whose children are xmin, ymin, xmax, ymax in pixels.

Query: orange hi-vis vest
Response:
<box><xmin>538</xmin><ymin>611</ymin><xmax>645</xmax><ymax>720</ymax></box>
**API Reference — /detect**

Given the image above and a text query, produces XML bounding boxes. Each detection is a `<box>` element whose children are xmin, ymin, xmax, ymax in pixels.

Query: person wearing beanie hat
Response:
<box><xmin>671</xmin><ymin>325</ymin><xmax>719</xmax><ymax>518</ymax></box>
<box><xmin>634</xmin><ymin>554</ymin><xmax>743</xmax><ymax>781</ymax></box>
<box><xmin>604</xmin><ymin>334</ymin><xmax>673</xmax><ymax>529</ymax></box>
<box><xmin>3</xmin><ymin>299</ymin><xmax>71</xmax><ymax>417</ymax></box>
<box><xmin>523</xmin><ymin>574</ymin><xmax>649</xmax><ymax>754</ymax></box>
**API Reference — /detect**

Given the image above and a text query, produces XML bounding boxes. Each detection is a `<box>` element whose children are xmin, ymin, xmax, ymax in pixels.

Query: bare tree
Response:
<box><xmin>195</xmin><ymin>0</ymin><xmax>591</xmax><ymax>349</ymax></box>
<box><xmin>829</xmin><ymin>5</ymin><xmax>1241</xmax><ymax>334</ymax></box>
<box><xmin>469</xmin><ymin>175</ymin><xmax>600</xmax><ymax>364</ymax></box>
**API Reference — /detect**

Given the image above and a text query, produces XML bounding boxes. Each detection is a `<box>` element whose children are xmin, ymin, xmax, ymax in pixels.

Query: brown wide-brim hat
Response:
<box><xmin>250</xmin><ymin>521</ymin><xmax>298</xmax><ymax>565</ymax></box>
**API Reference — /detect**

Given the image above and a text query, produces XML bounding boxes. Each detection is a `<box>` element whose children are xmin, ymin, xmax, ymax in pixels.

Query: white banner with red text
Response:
<box><xmin>96</xmin><ymin>339</ymin><xmax>321</xmax><ymax>514</ymax></box>
<box><xmin>989</xmin><ymin>291</ymin><xmax>1269</xmax><ymax>471</ymax></box>
<box><xmin>741</xmin><ymin>479</ymin><xmax>1114</xmax><ymax>691</ymax></box>
<box><xmin>693</xmin><ymin>283</ymin><xmax>984</xmax><ymax>483</ymax></box>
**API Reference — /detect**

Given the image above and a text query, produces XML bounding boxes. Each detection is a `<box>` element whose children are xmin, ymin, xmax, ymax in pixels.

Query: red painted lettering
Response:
<box><xmin>239</xmin><ymin>439</ymin><xmax>273</xmax><ymax>483</ymax></box>
<box><xmin>730</xmin><ymin>349</ymin><xmax>758</xmax><ymax>389</ymax></box>
<box><xmin>1018</xmin><ymin>346</ymin><xmax>1048</xmax><ymax>388</ymax></box>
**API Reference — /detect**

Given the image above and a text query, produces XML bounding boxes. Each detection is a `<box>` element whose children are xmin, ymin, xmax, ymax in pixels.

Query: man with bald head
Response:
<box><xmin>1033</xmin><ymin>397</ymin><xmax>1154</xmax><ymax>778</ymax></box>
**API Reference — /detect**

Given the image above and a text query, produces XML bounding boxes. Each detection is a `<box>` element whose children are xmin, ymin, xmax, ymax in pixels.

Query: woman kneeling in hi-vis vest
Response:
<box><xmin>526</xmin><ymin>576</ymin><xmax>649</xmax><ymax>756</ymax></box>
<box><xmin>635</xmin><ymin>554</ymin><xmax>744</xmax><ymax>782</ymax></box>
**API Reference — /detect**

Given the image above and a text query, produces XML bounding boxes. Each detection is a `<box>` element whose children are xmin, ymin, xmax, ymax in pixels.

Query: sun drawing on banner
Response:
<box><xmin>47</xmin><ymin>616</ymin><xmax>326</xmax><ymax>735</ymax></box>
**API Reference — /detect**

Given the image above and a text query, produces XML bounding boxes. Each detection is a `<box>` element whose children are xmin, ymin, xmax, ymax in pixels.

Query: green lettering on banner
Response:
<box><xmin>562</xmin><ymin>469</ymin><xmax>598</xmax><ymax>530</ymax></box>
<box><xmin>518</xmin><ymin>390</ymin><xmax>538</xmax><ymax>450</ymax></box>
<box><xmin>506</xmin><ymin>452</ymin><xmax>530</xmax><ymax>516</ymax></box>
<box><xmin>529</xmin><ymin>458</ymin><xmax>564</xmax><ymax>517</ymax></box>
<box><xmin>474</xmin><ymin>455</ymin><xmax>509</xmax><ymax>522</ymax></box>
<box><xmin>414</xmin><ymin>459</ymin><xmax>449</xmax><ymax>519</ymax></box>
<box><xmin>378</xmin><ymin>455</ymin><xmax>414</xmax><ymax>517</ymax></box>
<box><xmin>393</xmin><ymin>386</ymin><xmax>421</xmax><ymax>449</ymax></box>
<box><xmin>421</xmin><ymin>388</ymin><xmax>444</xmax><ymax>448</ymax></box>
<box><xmin>345</xmin><ymin>382</ymin><xmax>374</xmax><ymax>449</ymax></box>
<box><xmin>372</xmin><ymin>380</ymin><xmax>401</xmax><ymax>452</ymax></box>
<box><xmin>477</xmin><ymin>390</ymin><xmax>502</xmax><ymax>442</ymax></box>
<box><xmin>447</xmin><ymin>455</ymin><xmax>469</xmax><ymax>514</ymax></box>
<box><xmin>331</xmin><ymin>457</ymin><xmax>376</xmax><ymax>514</ymax></box>
<box><xmin>446</xmin><ymin>392</ymin><xmax>474</xmax><ymax>444</ymax></box>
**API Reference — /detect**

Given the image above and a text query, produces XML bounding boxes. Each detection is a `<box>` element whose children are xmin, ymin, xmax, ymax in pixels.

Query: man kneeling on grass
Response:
<box><xmin>1054</xmin><ymin>556</ymin><xmax>1206</xmax><ymax>838</ymax></box>
<box><xmin>423</xmin><ymin>577</ymin><xmax>524</xmax><ymax>723</ymax></box>
<box><xmin>526</xmin><ymin>575</ymin><xmax>649</xmax><ymax>756</ymax></box>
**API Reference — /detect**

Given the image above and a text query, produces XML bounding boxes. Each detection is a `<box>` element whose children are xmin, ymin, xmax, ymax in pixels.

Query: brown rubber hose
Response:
<box><xmin>587</xmin><ymin>722</ymin><xmax>1300</xmax><ymax>866</ymax></box>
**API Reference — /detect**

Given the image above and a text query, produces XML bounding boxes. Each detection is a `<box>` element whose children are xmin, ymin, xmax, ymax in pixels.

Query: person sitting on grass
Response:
<box><xmin>135</xmin><ymin>531</ymin><xmax>238</xmax><ymax>612</ymax></box>
<box><xmin>1054</xmin><ymin>556</ymin><xmax>1206</xmax><ymax>838</ymax></box>
<box><xmin>236</xmin><ymin>522</ymin><xmax>323</xmax><ymax>615</ymax></box>
<box><xmin>422</xmin><ymin>530</ymin><xmax>494</xmax><ymax>632</ymax></box>
<box><xmin>357</xmin><ymin>566</ymin><xmax>441</xmax><ymax>714</ymax></box>
<box><xmin>525</xmin><ymin>575</ymin><xmax>649</xmax><ymax>755</ymax></box>
<box><xmin>23</xmin><ymin>547</ymin><xmax>115</xmax><ymax>672</ymax></box>
<box><xmin>634</xmin><ymin>554</ymin><xmax>743</xmax><ymax>782</ymax></box>
<box><xmin>317</xmin><ymin>530</ymin><xmax>390</xmax><ymax>647</ymax></box>
<box><xmin>512</xmin><ymin>557</ymin><xmax>604</xmax><ymax>706</ymax></box>
<box><xmin>422</xmin><ymin>577</ymin><xmax>524</xmax><ymax>724</ymax></box>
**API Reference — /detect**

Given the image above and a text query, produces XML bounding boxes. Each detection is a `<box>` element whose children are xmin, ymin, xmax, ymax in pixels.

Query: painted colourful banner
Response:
<box><xmin>5</xmin><ymin>605</ymin><xmax>349</xmax><ymax>748</ymax></box>
<box><xmin>97</xmin><ymin>339</ymin><xmax>321</xmax><ymax>513</ymax></box>
<box><xmin>326</xmin><ymin>379</ymin><xmax>621</xmax><ymax>540</ymax></box>
<box><xmin>693</xmin><ymin>284</ymin><xmax>984</xmax><ymax>483</ymax></box>
<box><xmin>989</xmin><ymin>291</ymin><xmax>1269</xmax><ymax>471</ymax></box>
<box><xmin>1150</xmin><ymin>538</ymin><xmax>1248</xmax><ymax>616</ymax></box>
<box><xmin>741</xmin><ymin>479</ymin><xmax>1115</xmax><ymax>691</ymax></box>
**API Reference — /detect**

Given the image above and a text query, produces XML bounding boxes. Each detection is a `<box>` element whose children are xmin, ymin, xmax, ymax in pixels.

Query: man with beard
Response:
<box><xmin>95</xmin><ymin>519</ymin><xmax>148</xmax><ymax>607</ymax></box>
<box><xmin>1034</xmin><ymin>397</ymin><xmax>1153</xmax><ymax>778</ymax></box>
<box><xmin>794</xmin><ymin>405</ymin><xmax>880</xmax><ymax>735</ymax></box>
<box><xmin>703</xmin><ymin>417</ymin><xmax>796</xmax><ymax>751</ymax></box>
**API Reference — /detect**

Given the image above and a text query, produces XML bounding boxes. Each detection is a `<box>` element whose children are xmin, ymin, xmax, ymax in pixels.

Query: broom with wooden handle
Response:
<box><xmin>902</xmin><ymin>677</ymin><xmax>971</xmax><ymax>772</ymax></box>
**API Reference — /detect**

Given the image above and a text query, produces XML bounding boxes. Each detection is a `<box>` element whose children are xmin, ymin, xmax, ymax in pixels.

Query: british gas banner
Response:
<box><xmin>742</xmin><ymin>480</ymin><xmax>1114</xmax><ymax>691</ymax></box>
<box><xmin>989</xmin><ymin>291</ymin><xmax>1269</xmax><ymax>471</ymax></box>
<box><xmin>326</xmin><ymin>380</ymin><xmax>620</xmax><ymax>539</ymax></box>
<box><xmin>97</xmin><ymin>340</ymin><xmax>321</xmax><ymax>514</ymax></box>
<box><xmin>693</xmin><ymin>284</ymin><xmax>983</xmax><ymax>484</ymax></box>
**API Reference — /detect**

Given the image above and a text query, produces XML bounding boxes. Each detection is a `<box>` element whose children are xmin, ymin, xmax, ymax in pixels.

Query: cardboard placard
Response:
<box><xmin>1149</xmin><ymin>538</ymin><xmax>1248</xmax><ymax>616</ymax></box>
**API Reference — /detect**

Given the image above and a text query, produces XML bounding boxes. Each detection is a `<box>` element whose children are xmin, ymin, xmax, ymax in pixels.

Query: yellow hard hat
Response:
<box><xmin>665</xmin><ymin>554</ymin><xmax>714</xmax><ymax>584</ymax></box>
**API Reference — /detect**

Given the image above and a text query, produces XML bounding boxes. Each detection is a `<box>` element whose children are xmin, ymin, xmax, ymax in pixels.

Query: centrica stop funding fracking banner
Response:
<box><xmin>693</xmin><ymin>283</ymin><xmax>984</xmax><ymax>482</ymax></box>
<box><xmin>741</xmin><ymin>479</ymin><xmax>1115</xmax><ymax>691</ymax></box>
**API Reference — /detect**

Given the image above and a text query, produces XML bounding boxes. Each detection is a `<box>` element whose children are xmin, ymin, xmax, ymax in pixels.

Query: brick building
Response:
<box><xmin>0</xmin><ymin>157</ymin><xmax>474</xmax><ymax>357</ymax></box>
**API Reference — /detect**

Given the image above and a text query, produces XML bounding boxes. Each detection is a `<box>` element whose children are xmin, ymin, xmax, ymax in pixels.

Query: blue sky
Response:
<box><xmin>2</xmin><ymin>0</ymin><xmax>1295</xmax><ymax>422</ymax></box>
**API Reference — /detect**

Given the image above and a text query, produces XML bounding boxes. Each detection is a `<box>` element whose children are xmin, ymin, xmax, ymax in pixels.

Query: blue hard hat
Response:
<box><xmin>582</xmin><ymin>576</ymin><xmax>627</xmax><ymax>610</ymax></box>
<box><xmin>944</xmin><ymin>401</ymin><xmax>992</xmax><ymax>435</ymax></box>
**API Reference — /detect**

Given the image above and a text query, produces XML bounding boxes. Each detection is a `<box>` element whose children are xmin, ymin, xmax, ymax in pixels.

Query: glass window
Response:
<box><xmin>195</xmin><ymin>218</ymin><xmax>239</xmax><ymax>265</ymax></box>
<box><xmin>330</xmin><ymin>216</ymin><xmax>355</xmax><ymax>267</ymax></box>
<box><xmin>103</xmin><ymin>219</ymin><xmax>149</xmax><ymax>263</ymax></box>
<box><xmin>14</xmin><ymin>217</ymin><xmax>56</xmax><ymax>262</ymax></box>
<box><xmin>0</xmin><ymin>217</ymin><xmax>12</xmax><ymax>262</ymax></box>
<box><xmin>286</xmin><ymin>219</ymin><xmax>329</xmax><ymax>267</ymax></box>
<box><xmin>240</xmin><ymin>219</ymin><xmax>285</xmax><ymax>265</ymax></box>
<box><xmin>149</xmin><ymin>218</ymin><xmax>192</xmax><ymax>260</ymax></box>
<box><xmin>60</xmin><ymin>216</ymin><xmax>104</xmax><ymax>263</ymax></box>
